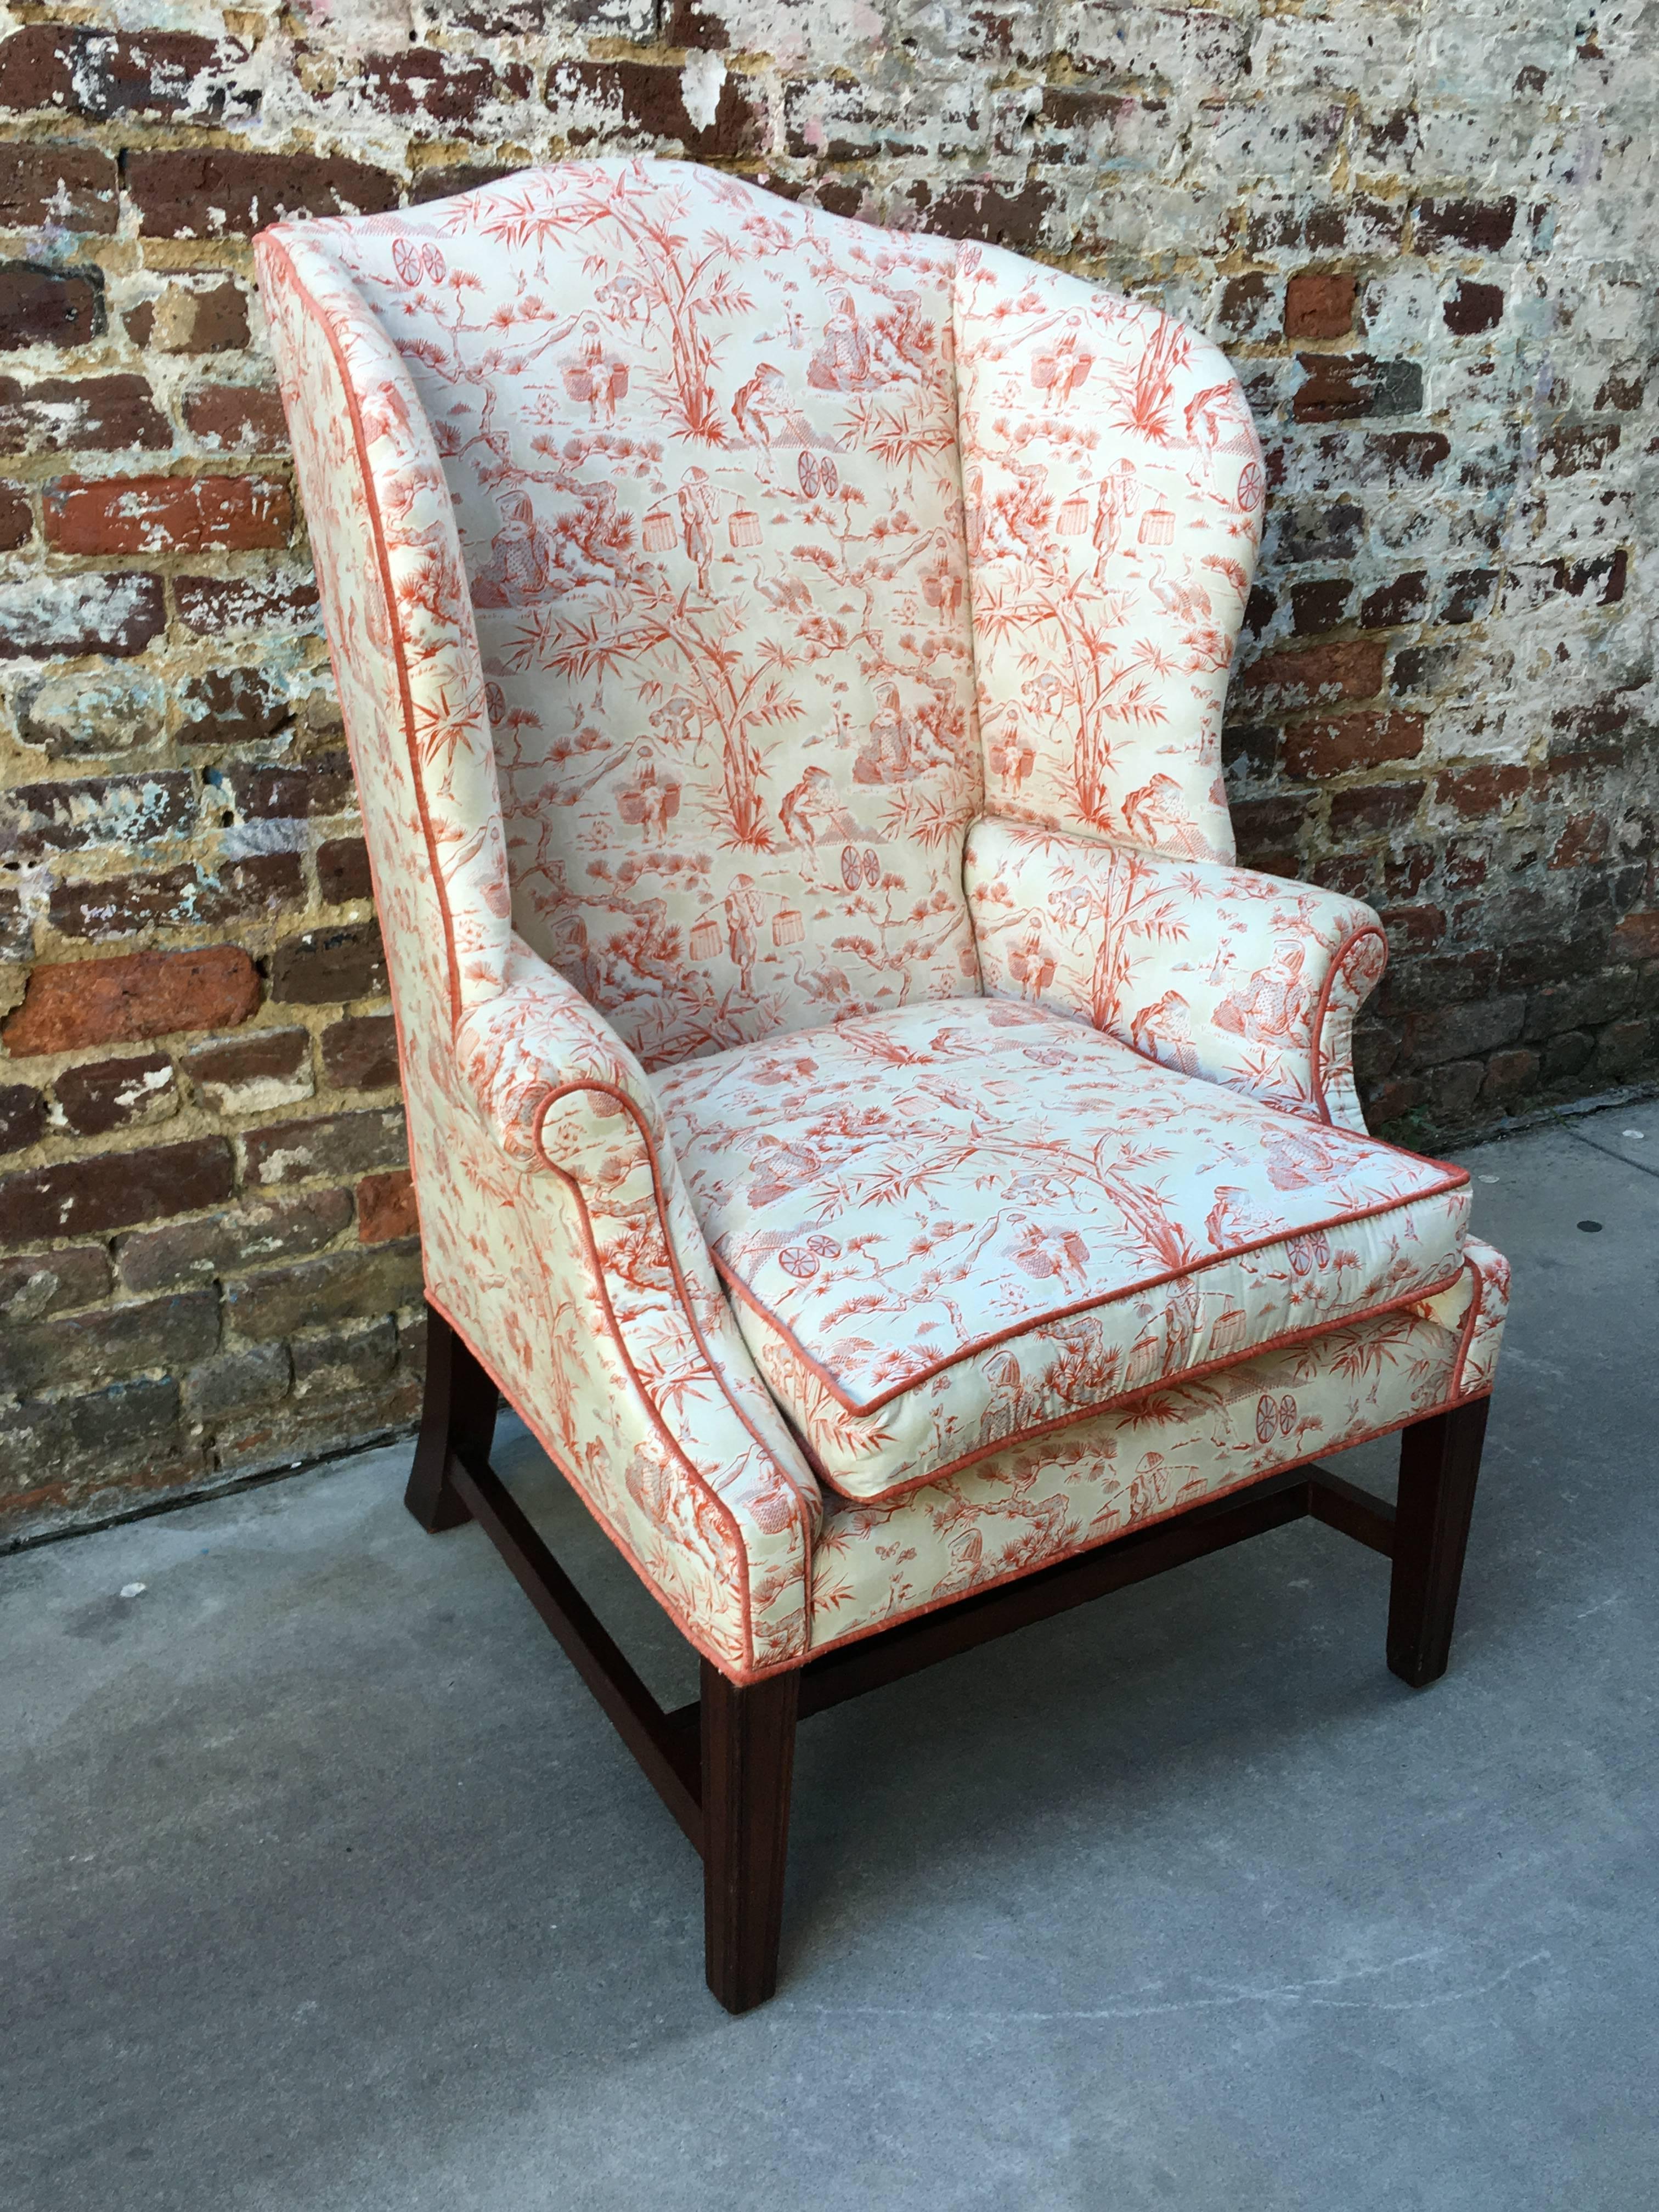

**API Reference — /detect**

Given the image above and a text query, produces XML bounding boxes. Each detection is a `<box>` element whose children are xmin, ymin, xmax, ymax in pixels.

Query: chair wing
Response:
<box><xmin>258</xmin><ymin>225</ymin><xmax>821</xmax><ymax>1679</ymax></box>
<box><xmin>956</xmin><ymin>244</ymin><xmax>1265</xmax><ymax>864</ymax></box>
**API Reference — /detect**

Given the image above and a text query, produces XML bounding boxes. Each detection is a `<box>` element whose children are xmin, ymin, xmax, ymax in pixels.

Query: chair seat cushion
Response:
<box><xmin>654</xmin><ymin>1002</ymin><xmax>1470</xmax><ymax>1503</ymax></box>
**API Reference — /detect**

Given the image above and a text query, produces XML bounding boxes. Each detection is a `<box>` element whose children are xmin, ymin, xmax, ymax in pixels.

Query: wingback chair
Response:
<box><xmin>256</xmin><ymin>159</ymin><xmax>1508</xmax><ymax>2013</ymax></box>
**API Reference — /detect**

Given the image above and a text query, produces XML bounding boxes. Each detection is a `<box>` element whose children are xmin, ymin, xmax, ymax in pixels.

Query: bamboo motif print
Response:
<box><xmin>957</xmin><ymin>244</ymin><xmax>1265</xmax><ymax>864</ymax></box>
<box><xmin>321</xmin><ymin>159</ymin><xmax>981</xmax><ymax>1071</ymax></box>
<box><xmin>656</xmin><ymin>1000</ymin><xmax>1471</xmax><ymax>1502</ymax></box>
<box><xmin>255</xmin><ymin>161</ymin><xmax>1508</xmax><ymax>1680</ymax></box>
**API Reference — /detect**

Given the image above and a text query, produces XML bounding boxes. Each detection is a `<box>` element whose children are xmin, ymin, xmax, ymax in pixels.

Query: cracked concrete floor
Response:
<box><xmin>3</xmin><ymin>1102</ymin><xmax>1657</xmax><ymax>2211</ymax></box>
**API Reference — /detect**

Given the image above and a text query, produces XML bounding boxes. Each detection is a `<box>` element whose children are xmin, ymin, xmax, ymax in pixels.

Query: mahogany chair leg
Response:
<box><xmin>701</xmin><ymin>1659</ymin><xmax>799</xmax><ymax>2014</ymax></box>
<box><xmin>404</xmin><ymin>1301</ymin><xmax>499</xmax><ymax>1534</ymax></box>
<box><xmin>1387</xmin><ymin>1396</ymin><xmax>1489</xmax><ymax>1688</ymax></box>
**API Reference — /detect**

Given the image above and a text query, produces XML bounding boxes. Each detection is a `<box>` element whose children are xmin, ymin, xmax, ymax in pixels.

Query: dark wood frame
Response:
<box><xmin>407</xmin><ymin>1301</ymin><xmax>1489</xmax><ymax>2014</ymax></box>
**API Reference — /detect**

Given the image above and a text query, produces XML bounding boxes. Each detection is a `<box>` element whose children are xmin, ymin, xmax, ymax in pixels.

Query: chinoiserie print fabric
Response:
<box><xmin>256</xmin><ymin>159</ymin><xmax>1506</xmax><ymax>1680</ymax></box>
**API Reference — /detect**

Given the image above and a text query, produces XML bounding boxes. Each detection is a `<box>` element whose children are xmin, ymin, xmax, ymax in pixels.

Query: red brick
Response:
<box><xmin>1435</xmin><ymin>764</ymin><xmax>1530</xmax><ymax>819</ymax></box>
<box><xmin>125</xmin><ymin>280</ymin><xmax>249</xmax><ymax>355</ymax></box>
<box><xmin>549</xmin><ymin>59</ymin><xmax>765</xmax><ymax>161</ymax></box>
<box><xmin>180</xmin><ymin>1027</ymin><xmax>312</xmax><ymax>1115</ymax></box>
<box><xmin>3</xmin><ymin>773</ymin><xmax>196</xmax><ymax>859</ymax></box>
<box><xmin>1593</xmin><ymin>1019</ymin><xmax>1652</xmax><ymax>1078</ymax></box>
<box><xmin>0</xmin><ymin>263</ymin><xmax>103</xmax><ymax>349</ymax></box>
<box><xmin>0</xmin><ymin>28</ymin><xmax>250</xmax><ymax>119</ymax></box>
<box><xmin>117</xmin><ymin>1188</ymin><xmax>352</xmax><ymax>1292</ymax></box>
<box><xmin>347</xmin><ymin>49</ymin><xmax>533</xmax><ymax>127</ymax></box>
<box><xmin>184</xmin><ymin>385</ymin><xmax>289</xmax><ymax>453</ymax></box>
<box><xmin>1217</xmin><ymin>272</ymin><xmax>1277</xmax><ymax>340</ymax></box>
<box><xmin>1329</xmin><ymin>782</ymin><xmax>1426</xmax><ymax>838</ymax></box>
<box><xmin>125</xmin><ymin>150</ymin><xmax>399</xmax><ymax>237</ymax></box>
<box><xmin>269</xmin><ymin>924</ymin><xmax>387</xmax><ymax>1005</ymax></box>
<box><xmin>1359</xmin><ymin>572</ymin><xmax>1430</xmax><ymax>627</ymax></box>
<box><xmin>1404</xmin><ymin>995</ymin><xmax>1526</xmax><ymax>1068</ymax></box>
<box><xmin>43</xmin><ymin>473</ymin><xmax>291</xmax><ymax>555</ymax></box>
<box><xmin>1284</xmin><ymin>270</ymin><xmax>1354</xmax><ymax>338</ymax></box>
<box><xmin>222</xmin><ymin>754</ymin><xmax>354</xmax><ymax>820</ymax></box>
<box><xmin>1550</xmin><ymin>812</ymin><xmax>1608</xmax><ymax>870</ymax></box>
<box><xmin>1443</xmin><ymin>280</ymin><xmax>1504</xmax><ymax>335</ymax></box>
<box><xmin>173</xmin><ymin>570</ymin><xmax>319</xmax><ymax>635</ymax></box>
<box><xmin>0</xmin><ymin>1081</ymin><xmax>46</xmax><ymax>1153</ymax></box>
<box><xmin>4</xmin><ymin>772</ymin><xmax>196</xmax><ymax>859</ymax></box>
<box><xmin>1302</xmin><ymin>430</ymin><xmax>1450</xmax><ymax>486</ymax></box>
<box><xmin>0</xmin><ymin>486</ymin><xmax>29</xmax><ymax>548</ymax></box>
<box><xmin>1413</xmin><ymin>198</ymin><xmax>1517</xmax><ymax>251</ymax></box>
<box><xmin>1230</xmin><ymin>794</ymin><xmax>1310</xmax><ymax>874</ymax></box>
<box><xmin>0</xmin><ymin>143</ymin><xmax>119</xmax><ymax>232</ymax></box>
<box><xmin>1612</xmin><ymin>911</ymin><xmax>1659</xmax><ymax>961</ymax></box>
<box><xmin>0</xmin><ymin>570</ymin><xmax>165</xmax><ymax>659</ymax></box>
<box><xmin>1289</xmin><ymin>578</ymin><xmax>1351</xmax><ymax>635</ymax></box>
<box><xmin>0</xmin><ymin>1244</ymin><xmax>110</xmax><ymax>1318</ymax></box>
<box><xmin>53</xmin><ymin>1051</ymin><xmax>178</xmax><ymax>1136</ymax></box>
<box><xmin>2</xmin><ymin>947</ymin><xmax>259</xmax><ymax>1056</ymax></box>
<box><xmin>1539</xmin><ymin>423</ymin><xmax>1619</xmax><ymax>476</ymax></box>
<box><xmin>358</xmin><ymin>1168</ymin><xmax>419</xmax><ymax>1244</ymax></box>
<box><xmin>1376</xmin><ymin>904</ymin><xmax>1445</xmax><ymax>951</ymax></box>
<box><xmin>321</xmin><ymin>1014</ymin><xmax>399</xmax><ymax>1091</ymax></box>
<box><xmin>1477</xmin><ymin>1044</ymin><xmax>1548</xmax><ymax>1097</ymax></box>
<box><xmin>1594</xmin><ymin>369</ymin><xmax>1644</xmax><ymax>411</ymax></box>
<box><xmin>409</xmin><ymin>162</ymin><xmax>519</xmax><ymax>204</ymax></box>
<box><xmin>0</xmin><ymin>1288</ymin><xmax>219</xmax><ymax>1395</ymax></box>
<box><xmin>243</xmin><ymin>1107</ymin><xmax>407</xmax><ymax>1187</ymax></box>
<box><xmin>47</xmin><ymin>855</ymin><xmax>304</xmax><ymax>939</ymax></box>
<box><xmin>0</xmin><ymin>374</ymin><xmax>170</xmax><ymax>453</ymax></box>
<box><xmin>1237</xmin><ymin>638</ymin><xmax>1386</xmax><ymax>712</ymax></box>
<box><xmin>0</xmin><ymin>1137</ymin><xmax>234</xmax><ymax>1244</ymax></box>
<box><xmin>1294</xmin><ymin>355</ymin><xmax>1422</xmax><ymax>424</ymax></box>
<box><xmin>1284</xmin><ymin>711</ymin><xmax>1426</xmax><ymax>781</ymax></box>
<box><xmin>179</xmin><ymin>668</ymin><xmax>289</xmax><ymax>748</ymax></box>
<box><xmin>1246</xmin><ymin>198</ymin><xmax>1404</xmax><ymax>259</ymax></box>
<box><xmin>318</xmin><ymin>836</ymin><xmax>373</xmax><ymax>904</ymax></box>
<box><xmin>910</xmin><ymin>177</ymin><xmax>1054</xmax><ymax>250</ymax></box>
<box><xmin>223</xmin><ymin>1238</ymin><xmax>422</xmax><ymax>1340</ymax></box>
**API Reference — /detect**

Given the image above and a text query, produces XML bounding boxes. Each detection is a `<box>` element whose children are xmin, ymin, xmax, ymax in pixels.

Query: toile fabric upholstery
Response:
<box><xmin>656</xmin><ymin>999</ymin><xmax>1470</xmax><ymax>1503</ymax></box>
<box><xmin>255</xmin><ymin>156</ymin><xmax>1508</xmax><ymax>1684</ymax></box>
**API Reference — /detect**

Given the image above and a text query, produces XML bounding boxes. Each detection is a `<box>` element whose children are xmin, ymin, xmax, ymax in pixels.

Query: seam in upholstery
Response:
<box><xmin>525</xmin><ymin>1073</ymin><xmax>825</xmax><ymax>1665</ymax></box>
<box><xmin>261</xmin><ymin>234</ymin><xmax>464</xmax><ymax>1035</ymax></box>
<box><xmin>713</xmin><ymin>1167</ymin><xmax>1471</xmax><ymax>1417</ymax></box>
<box><xmin>784</xmin><ymin>1384</ymin><xmax>1496</xmax><ymax>1677</ymax></box>
<box><xmin>758</xmin><ymin>1263</ymin><xmax>1468</xmax><ymax>1506</ymax></box>
<box><xmin>1448</xmin><ymin>1254</ymin><xmax>1486</xmax><ymax>1400</ymax></box>
<box><xmin>422</xmin><ymin>1284</ymin><xmax>769</xmax><ymax>1681</ymax></box>
<box><xmin>968</xmin><ymin>817</ymin><xmax>1391</xmax><ymax>1129</ymax></box>
<box><xmin>1309</xmin><ymin>922</ymin><xmax>1390</xmax><ymax>1124</ymax></box>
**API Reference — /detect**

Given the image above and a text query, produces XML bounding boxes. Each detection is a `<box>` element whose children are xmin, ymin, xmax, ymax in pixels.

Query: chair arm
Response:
<box><xmin>448</xmin><ymin>937</ymin><xmax>821</xmax><ymax>1676</ymax></box>
<box><xmin>453</xmin><ymin>936</ymin><xmax>680</xmax><ymax>1182</ymax></box>
<box><xmin>966</xmin><ymin>816</ymin><xmax>1388</xmax><ymax>1131</ymax></box>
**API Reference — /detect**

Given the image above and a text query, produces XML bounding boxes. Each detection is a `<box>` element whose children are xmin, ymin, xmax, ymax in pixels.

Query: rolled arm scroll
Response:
<box><xmin>966</xmin><ymin>815</ymin><xmax>1389</xmax><ymax>1131</ymax></box>
<box><xmin>452</xmin><ymin>938</ymin><xmax>821</xmax><ymax>1677</ymax></box>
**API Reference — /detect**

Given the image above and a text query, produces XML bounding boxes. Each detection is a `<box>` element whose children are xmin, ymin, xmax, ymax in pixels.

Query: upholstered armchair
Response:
<box><xmin>256</xmin><ymin>160</ymin><xmax>1508</xmax><ymax>2013</ymax></box>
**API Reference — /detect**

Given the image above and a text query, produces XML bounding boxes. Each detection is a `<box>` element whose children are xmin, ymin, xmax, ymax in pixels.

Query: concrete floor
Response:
<box><xmin>4</xmin><ymin>1102</ymin><xmax>1657</xmax><ymax>2211</ymax></box>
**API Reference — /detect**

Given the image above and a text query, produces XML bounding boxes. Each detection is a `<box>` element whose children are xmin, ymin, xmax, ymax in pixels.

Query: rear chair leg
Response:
<box><xmin>1387</xmin><ymin>1396</ymin><xmax>1489</xmax><ymax>1688</ymax></box>
<box><xmin>702</xmin><ymin>1660</ymin><xmax>799</xmax><ymax>2014</ymax></box>
<box><xmin>405</xmin><ymin>1301</ymin><xmax>499</xmax><ymax>1534</ymax></box>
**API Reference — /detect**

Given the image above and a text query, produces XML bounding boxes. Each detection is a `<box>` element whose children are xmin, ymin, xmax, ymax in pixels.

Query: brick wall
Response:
<box><xmin>1</xmin><ymin>1</ymin><xmax>1655</xmax><ymax>1540</ymax></box>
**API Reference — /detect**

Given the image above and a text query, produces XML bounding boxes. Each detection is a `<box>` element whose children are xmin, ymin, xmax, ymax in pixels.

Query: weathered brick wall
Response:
<box><xmin>1</xmin><ymin>1</ymin><xmax>1654</xmax><ymax>1539</ymax></box>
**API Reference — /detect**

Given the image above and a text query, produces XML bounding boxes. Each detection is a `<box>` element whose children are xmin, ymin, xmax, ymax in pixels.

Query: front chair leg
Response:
<box><xmin>701</xmin><ymin>1660</ymin><xmax>800</xmax><ymax>2013</ymax></box>
<box><xmin>405</xmin><ymin>1301</ymin><xmax>499</xmax><ymax>1534</ymax></box>
<box><xmin>1387</xmin><ymin>1396</ymin><xmax>1489</xmax><ymax>1688</ymax></box>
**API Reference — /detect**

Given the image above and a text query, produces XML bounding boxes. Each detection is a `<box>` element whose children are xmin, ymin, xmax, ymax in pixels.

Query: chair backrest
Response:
<box><xmin>271</xmin><ymin>160</ymin><xmax>981</xmax><ymax>1071</ymax></box>
<box><xmin>258</xmin><ymin>160</ymin><xmax>1261</xmax><ymax>1072</ymax></box>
